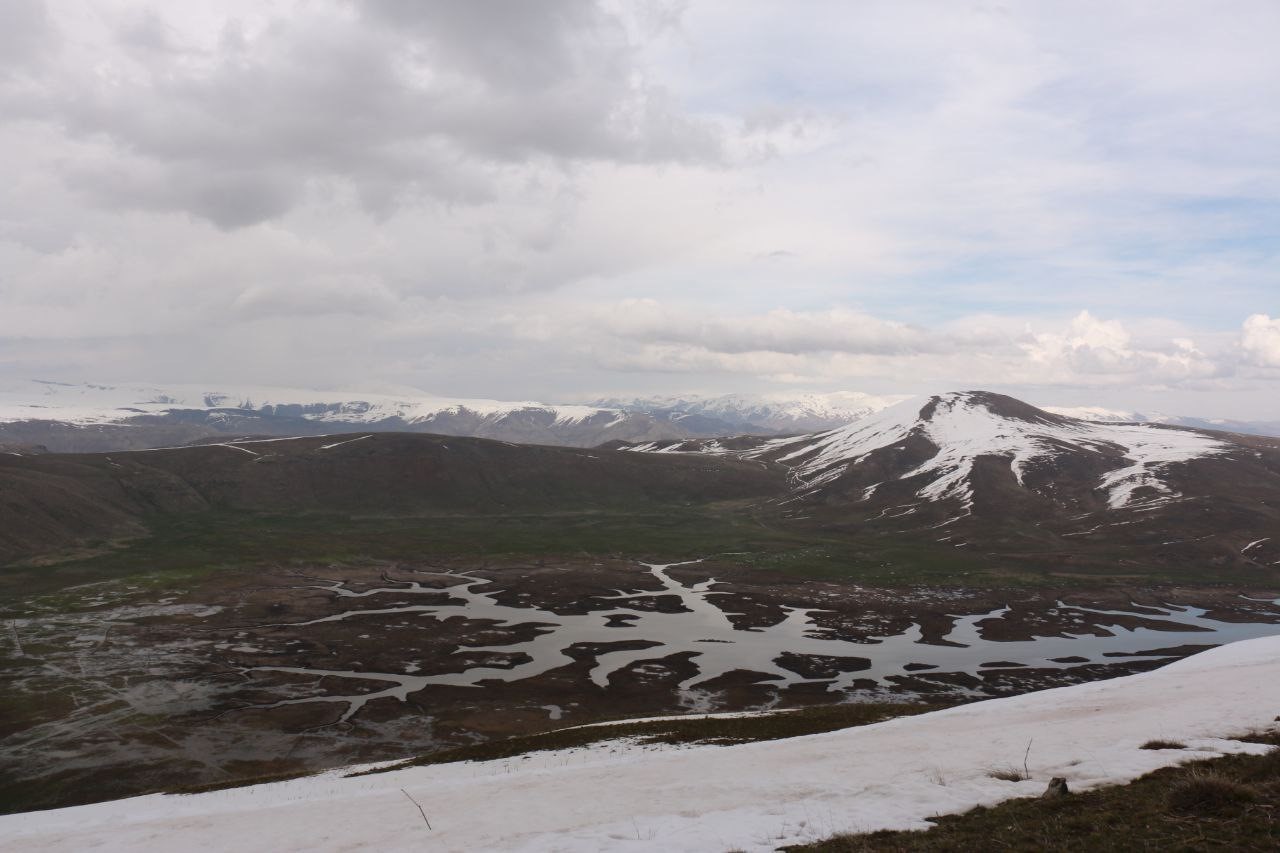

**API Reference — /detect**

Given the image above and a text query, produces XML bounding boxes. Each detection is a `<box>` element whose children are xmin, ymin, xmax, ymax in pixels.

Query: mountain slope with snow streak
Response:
<box><xmin>4</xmin><ymin>636</ymin><xmax>1280</xmax><ymax>852</ymax></box>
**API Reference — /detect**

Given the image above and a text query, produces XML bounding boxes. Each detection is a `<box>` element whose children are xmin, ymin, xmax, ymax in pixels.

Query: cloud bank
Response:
<box><xmin>0</xmin><ymin>1</ymin><xmax>1277</xmax><ymax>417</ymax></box>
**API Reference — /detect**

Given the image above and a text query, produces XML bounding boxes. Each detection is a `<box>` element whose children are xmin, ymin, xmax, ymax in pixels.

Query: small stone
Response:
<box><xmin>1042</xmin><ymin>777</ymin><xmax>1070</xmax><ymax>798</ymax></box>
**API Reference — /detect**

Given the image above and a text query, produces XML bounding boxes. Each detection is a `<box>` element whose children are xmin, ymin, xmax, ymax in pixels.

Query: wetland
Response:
<box><xmin>4</xmin><ymin>554</ymin><xmax>1278</xmax><ymax>813</ymax></box>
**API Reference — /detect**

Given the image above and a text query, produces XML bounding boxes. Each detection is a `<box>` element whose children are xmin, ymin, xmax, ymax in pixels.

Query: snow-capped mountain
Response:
<box><xmin>602</xmin><ymin>392</ymin><xmax>1280</xmax><ymax>439</ymax></box>
<box><xmin>591</xmin><ymin>390</ymin><xmax>909</xmax><ymax>434</ymax></box>
<box><xmin>618</xmin><ymin>391</ymin><xmax>1280</xmax><ymax>559</ymax></box>
<box><xmin>761</xmin><ymin>392</ymin><xmax>1230</xmax><ymax>509</ymax></box>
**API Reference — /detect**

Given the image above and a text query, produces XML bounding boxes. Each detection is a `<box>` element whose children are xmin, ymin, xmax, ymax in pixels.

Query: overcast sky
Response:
<box><xmin>2</xmin><ymin>1</ymin><xmax>1278</xmax><ymax>417</ymax></box>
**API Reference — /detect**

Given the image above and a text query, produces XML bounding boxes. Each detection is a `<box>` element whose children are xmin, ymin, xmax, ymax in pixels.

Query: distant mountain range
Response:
<box><xmin>0</xmin><ymin>382</ymin><xmax>907</xmax><ymax>452</ymax></box>
<box><xmin>0</xmin><ymin>380</ymin><xmax>1276</xmax><ymax>454</ymax></box>
<box><xmin>1042</xmin><ymin>405</ymin><xmax>1280</xmax><ymax>438</ymax></box>
<box><xmin>0</xmin><ymin>381</ymin><xmax>671</xmax><ymax>453</ymax></box>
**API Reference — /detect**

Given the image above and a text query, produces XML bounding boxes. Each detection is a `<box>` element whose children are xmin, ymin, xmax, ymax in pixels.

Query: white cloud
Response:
<box><xmin>1242</xmin><ymin>314</ymin><xmax>1280</xmax><ymax>367</ymax></box>
<box><xmin>1020</xmin><ymin>311</ymin><xmax>1220</xmax><ymax>382</ymax></box>
<box><xmin>500</xmin><ymin>302</ymin><xmax>1238</xmax><ymax>394</ymax></box>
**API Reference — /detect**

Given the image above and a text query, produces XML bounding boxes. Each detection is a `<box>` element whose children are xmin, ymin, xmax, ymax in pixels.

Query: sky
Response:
<box><xmin>1</xmin><ymin>1</ymin><xmax>1278</xmax><ymax>418</ymax></box>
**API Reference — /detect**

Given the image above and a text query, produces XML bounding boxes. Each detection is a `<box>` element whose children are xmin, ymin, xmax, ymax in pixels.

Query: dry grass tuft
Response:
<box><xmin>1141</xmin><ymin>739</ymin><xmax>1186</xmax><ymax>750</ymax></box>
<box><xmin>987</xmin><ymin>767</ymin><xmax>1030</xmax><ymax>782</ymax></box>
<box><xmin>1165</xmin><ymin>771</ymin><xmax>1258</xmax><ymax>816</ymax></box>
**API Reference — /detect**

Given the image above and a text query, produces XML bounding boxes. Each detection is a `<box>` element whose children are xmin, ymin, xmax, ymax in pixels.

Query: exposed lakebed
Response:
<box><xmin>4</xmin><ymin>557</ymin><xmax>1280</xmax><ymax>811</ymax></box>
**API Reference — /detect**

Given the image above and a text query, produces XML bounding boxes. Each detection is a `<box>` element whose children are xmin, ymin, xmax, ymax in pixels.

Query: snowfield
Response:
<box><xmin>4</xmin><ymin>636</ymin><xmax>1280</xmax><ymax>852</ymax></box>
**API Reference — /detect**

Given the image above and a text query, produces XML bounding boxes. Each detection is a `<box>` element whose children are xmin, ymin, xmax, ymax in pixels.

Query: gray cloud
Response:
<box><xmin>116</xmin><ymin>8</ymin><xmax>184</xmax><ymax>56</ymax></box>
<box><xmin>68</xmin><ymin>162</ymin><xmax>300</xmax><ymax>231</ymax></box>
<box><xmin>360</xmin><ymin>0</ymin><xmax>612</xmax><ymax>90</ymax></box>
<box><xmin>0</xmin><ymin>0</ymin><xmax>52</xmax><ymax>72</ymax></box>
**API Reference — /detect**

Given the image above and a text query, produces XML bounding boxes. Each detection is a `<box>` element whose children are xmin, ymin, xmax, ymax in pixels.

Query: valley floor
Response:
<box><xmin>3</xmin><ymin>635</ymin><xmax>1279</xmax><ymax>852</ymax></box>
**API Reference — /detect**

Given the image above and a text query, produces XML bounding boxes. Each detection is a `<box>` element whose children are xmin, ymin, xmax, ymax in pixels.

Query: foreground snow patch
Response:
<box><xmin>4</xmin><ymin>637</ymin><xmax>1280</xmax><ymax>852</ymax></box>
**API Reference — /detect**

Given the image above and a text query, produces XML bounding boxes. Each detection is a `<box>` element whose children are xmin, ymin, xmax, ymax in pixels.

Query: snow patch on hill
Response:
<box><xmin>3</xmin><ymin>636</ymin><xmax>1279</xmax><ymax>852</ymax></box>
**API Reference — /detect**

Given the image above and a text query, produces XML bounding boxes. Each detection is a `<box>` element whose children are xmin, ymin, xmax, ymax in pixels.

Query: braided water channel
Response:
<box><xmin>245</xmin><ymin>562</ymin><xmax>1280</xmax><ymax>722</ymax></box>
